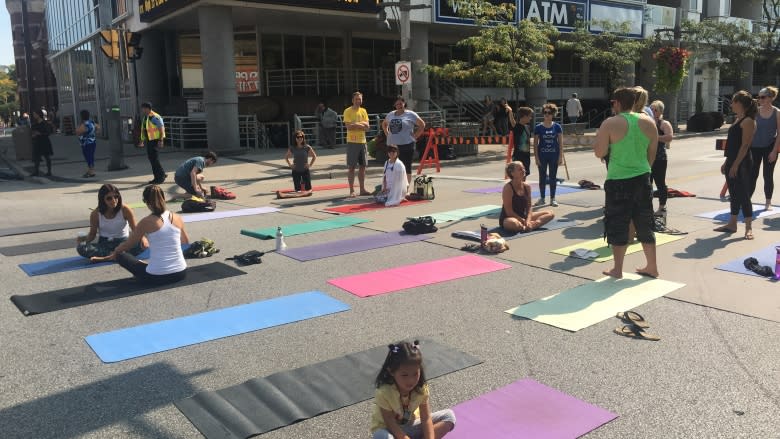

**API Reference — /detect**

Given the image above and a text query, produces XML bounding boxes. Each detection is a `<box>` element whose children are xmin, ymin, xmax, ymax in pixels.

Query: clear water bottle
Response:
<box><xmin>275</xmin><ymin>226</ymin><xmax>287</xmax><ymax>251</ymax></box>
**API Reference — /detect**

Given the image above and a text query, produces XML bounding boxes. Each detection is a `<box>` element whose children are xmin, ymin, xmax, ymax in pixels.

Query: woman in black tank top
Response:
<box><xmin>501</xmin><ymin>161</ymin><xmax>554</xmax><ymax>232</ymax></box>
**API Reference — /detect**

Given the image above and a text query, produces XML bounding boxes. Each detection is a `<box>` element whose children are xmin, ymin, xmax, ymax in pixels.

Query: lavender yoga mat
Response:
<box><xmin>279</xmin><ymin>231</ymin><xmax>431</xmax><ymax>262</ymax></box>
<box><xmin>448</xmin><ymin>378</ymin><xmax>618</xmax><ymax>439</ymax></box>
<box><xmin>182</xmin><ymin>207</ymin><xmax>279</xmax><ymax>223</ymax></box>
<box><xmin>465</xmin><ymin>184</ymin><xmax>584</xmax><ymax>197</ymax></box>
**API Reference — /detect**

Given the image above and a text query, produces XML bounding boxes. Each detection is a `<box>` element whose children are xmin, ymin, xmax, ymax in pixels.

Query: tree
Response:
<box><xmin>557</xmin><ymin>20</ymin><xmax>651</xmax><ymax>94</ymax></box>
<box><xmin>427</xmin><ymin>1</ymin><xmax>558</xmax><ymax>97</ymax></box>
<box><xmin>761</xmin><ymin>0</ymin><xmax>780</xmax><ymax>53</ymax></box>
<box><xmin>678</xmin><ymin>18</ymin><xmax>763</xmax><ymax>82</ymax></box>
<box><xmin>0</xmin><ymin>70</ymin><xmax>17</xmax><ymax>105</ymax></box>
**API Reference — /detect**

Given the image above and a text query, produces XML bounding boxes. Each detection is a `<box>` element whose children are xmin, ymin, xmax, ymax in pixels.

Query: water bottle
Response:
<box><xmin>275</xmin><ymin>226</ymin><xmax>287</xmax><ymax>251</ymax></box>
<box><xmin>775</xmin><ymin>246</ymin><xmax>780</xmax><ymax>280</ymax></box>
<box><xmin>480</xmin><ymin>224</ymin><xmax>488</xmax><ymax>248</ymax></box>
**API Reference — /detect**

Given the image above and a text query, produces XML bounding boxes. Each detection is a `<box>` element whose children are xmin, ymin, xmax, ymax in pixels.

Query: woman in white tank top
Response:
<box><xmin>101</xmin><ymin>185</ymin><xmax>189</xmax><ymax>284</ymax></box>
<box><xmin>77</xmin><ymin>184</ymin><xmax>147</xmax><ymax>259</ymax></box>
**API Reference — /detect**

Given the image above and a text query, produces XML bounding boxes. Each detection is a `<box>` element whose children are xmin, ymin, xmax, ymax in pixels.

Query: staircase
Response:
<box><xmin>430</xmin><ymin>78</ymin><xmax>485</xmax><ymax>126</ymax></box>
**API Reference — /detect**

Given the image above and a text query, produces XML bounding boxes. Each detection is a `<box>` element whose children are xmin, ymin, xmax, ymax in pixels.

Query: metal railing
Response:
<box><xmin>294</xmin><ymin>110</ymin><xmax>445</xmax><ymax>146</ymax></box>
<box><xmin>432</xmin><ymin>78</ymin><xmax>484</xmax><ymax>123</ymax></box>
<box><xmin>166</xmin><ymin>115</ymin><xmax>259</xmax><ymax>149</ymax></box>
<box><xmin>264</xmin><ymin>68</ymin><xmax>398</xmax><ymax>97</ymax></box>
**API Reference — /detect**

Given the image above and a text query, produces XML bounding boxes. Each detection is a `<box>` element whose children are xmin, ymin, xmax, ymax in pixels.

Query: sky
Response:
<box><xmin>0</xmin><ymin>6</ymin><xmax>14</xmax><ymax>66</ymax></box>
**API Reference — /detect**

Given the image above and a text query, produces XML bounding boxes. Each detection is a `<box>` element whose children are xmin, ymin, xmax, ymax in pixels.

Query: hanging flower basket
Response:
<box><xmin>653</xmin><ymin>47</ymin><xmax>691</xmax><ymax>94</ymax></box>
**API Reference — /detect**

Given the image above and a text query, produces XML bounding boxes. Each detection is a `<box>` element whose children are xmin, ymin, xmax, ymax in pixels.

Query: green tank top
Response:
<box><xmin>607</xmin><ymin>112</ymin><xmax>651</xmax><ymax>180</ymax></box>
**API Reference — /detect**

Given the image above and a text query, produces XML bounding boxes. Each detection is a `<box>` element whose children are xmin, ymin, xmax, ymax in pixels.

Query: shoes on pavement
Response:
<box><xmin>551</xmin><ymin>199</ymin><xmax>559</xmax><ymax>207</ymax></box>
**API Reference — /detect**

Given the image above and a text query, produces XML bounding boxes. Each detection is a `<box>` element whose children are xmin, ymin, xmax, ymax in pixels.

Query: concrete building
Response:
<box><xmin>43</xmin><ymin>0</ymin><xmax>776</xmax><ymax>149</ymax></box>
<box><xmin>5</xmin><ymin>0</ymin><xmax>58</xmax><ymax>116</ymax></box>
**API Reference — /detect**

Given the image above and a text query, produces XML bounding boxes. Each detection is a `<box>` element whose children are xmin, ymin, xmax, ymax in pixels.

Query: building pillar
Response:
<box><xmin>580</xmin><ymin>59</ymin><xmax>590</xmax><ymax>89</ymax></box>
<box><xmin>198</xmin><ymin>6</ymin><xmax>239</xmax><ymax>151</ymax></box>
<box><xmin>409</xmin><ymin>23</ymin><xmax>430</xmax><ymax>111</ymax></box>
<box><xmin>525</xmin><ymin>59</ymin><xmax>549</xmax><ymax>109</ymax></box>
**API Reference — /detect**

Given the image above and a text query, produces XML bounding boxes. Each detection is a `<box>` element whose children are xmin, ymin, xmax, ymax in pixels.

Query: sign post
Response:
<box><xmin>395</xmin><ymin>60</ymin><xmax>412</xmax><ymax>102</ymax></box>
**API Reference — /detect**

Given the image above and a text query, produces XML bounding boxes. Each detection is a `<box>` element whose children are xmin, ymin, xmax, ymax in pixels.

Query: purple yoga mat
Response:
<box><xmin>182</xmin><ymin>207</ymin><xmax>279</xmax><ymax>223</ymax></box>
<box><xmin>279</xmin><ymin>231</ymin><xmax>432</xmax><ymax>262</ymax></box>
<box><xmin>465</xmin><ymin>184</ymin><xmax>584</xmax><ymax>197</ymax></box>
<box><xmin>448</xmin><ymin>378</ymin><xmax>618</xmax><ymax>439</ymax></box>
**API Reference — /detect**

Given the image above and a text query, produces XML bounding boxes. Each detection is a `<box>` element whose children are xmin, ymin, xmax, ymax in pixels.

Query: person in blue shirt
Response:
<box><xmin>174</xmin><ymin>151</ymin><xmax>218</xmax><ymax>198</ymax></box>
<box><xmin>75</xmin><ymin>110</ymin><xmax>98</xmax><ymax>178</ymax></box>
<box><xmin>533</xmin><ymin>103</ymin><xmax>564</xmax><ymax>207</ymax></box>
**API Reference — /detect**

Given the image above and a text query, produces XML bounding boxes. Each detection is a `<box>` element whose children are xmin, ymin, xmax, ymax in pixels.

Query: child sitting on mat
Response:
<box><xmin>371</xmin><ymin>340</ymin><xmax>456</xmax><ymax>439</ymax></box>
<box><xmin>278</xmin><ymin>130</ymin><xmax>317</xmax><ymax>199</ymax></box>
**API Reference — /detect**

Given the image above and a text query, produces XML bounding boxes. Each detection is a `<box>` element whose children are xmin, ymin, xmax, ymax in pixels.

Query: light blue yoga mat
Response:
<box><xmin>465</xmin><ymin>184</ymin><xmax>584</xmax><ymax>198</ymax></box>
<box><xmin>452</xmin><ymin>219</ymin><xmax>581</xmax><ymax>242</ymax></box>
<box><xmin>18</xmin><ymin>245</ymin><xmax>188</xmax><ymax>277</ymax></box>
<box><xmin>695</xmin><ymin>205</ymin><xmax>780</xmax><ymax>222</ymax></box>
<box><xmin>715</xmin><ymin>245</ymin><xmax>779</xmax><ymax>278</ymax></box>
<box><xmin>85</xmin><ymin>291</ymin><xmax>350</xmax><ymax>363</ymax></box>
<box><xmin>428</xmin><ymin>205</ymin><xmax>502</xmax><ymax>222</ymax></box>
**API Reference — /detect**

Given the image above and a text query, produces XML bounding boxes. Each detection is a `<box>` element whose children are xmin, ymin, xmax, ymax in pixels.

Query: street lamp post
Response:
<box><xmin>378</xmin><ymin>1</ymin><xmax>430</xmax><ymax>105</ymax></box>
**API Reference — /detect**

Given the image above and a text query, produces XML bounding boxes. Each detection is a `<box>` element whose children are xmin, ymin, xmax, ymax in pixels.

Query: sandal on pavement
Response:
<box><xmin>616</xmin><ymin>311</ymin><xmax>649</xmax><ymax>328</ymax></box>
<box><xmin>613</xmin><ymin>324</ymin><xmax>660</xmax><ymax>341</ymax></box>
<box><xmin>744</xmin><ymin>230</ymin><xmax>754</xmax><ymax>240</ymax></box>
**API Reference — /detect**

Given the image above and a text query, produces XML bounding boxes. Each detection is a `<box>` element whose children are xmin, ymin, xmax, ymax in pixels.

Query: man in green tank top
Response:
<box><xmin>594</xmin><ymin>87</ymin><xmax>660</xmax><ymax>279</ymax></box>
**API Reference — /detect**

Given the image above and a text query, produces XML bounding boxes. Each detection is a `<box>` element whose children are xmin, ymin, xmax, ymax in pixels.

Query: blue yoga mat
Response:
<box><xmin>85</xmin><ymin>291</ymin><xmax>350</xmax><ymax>363</ymax></box>
<box><xmin>695</xmin><ymin>205</ymin><xmax>780</xmax><ymax>222</ymax></box>
<box><xmin>18</xmin><ymin>245</ymin><xmax>188</xmax><ymax>277</ymax></box>
<box><xmin>452</xmin><ymin>219</ymin><xmax>580</xmax><ymax>242</ymax></box>
<box><xmin>715</xmin><ymin>245</ymin><xmax>779</xmax><ymax>278</ymax></box>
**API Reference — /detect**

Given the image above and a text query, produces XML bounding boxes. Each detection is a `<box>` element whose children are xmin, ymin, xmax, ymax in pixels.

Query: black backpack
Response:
<box><xmin>182</xmin><ymin>198</ymin><xmax>216</xmax><ymax>213</ymax></box>
<box><xmin>402</xmin><ymin>216</ymin><xmax>437</xmax><ymax>235</ymax></box>
<box><xmin>227</xmin><ymin>250</ymin><xmax>264</xmax><ymax>266</ymax></box>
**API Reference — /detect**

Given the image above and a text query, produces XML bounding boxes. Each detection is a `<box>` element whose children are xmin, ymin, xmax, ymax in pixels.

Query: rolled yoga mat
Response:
<box><xmin>182</xmin><ymin>206</ymin><xmax>279</xmax><ymax>223</ymax></box>
<box><xmin>695</xmin><ymin>205</ymin><xmax>780</xmax><ymax>222</ymax></box>
<box><xmin>328</xmin><ymin>254</ymin><xmax>512</xmax><ymax>298</ymax></box>
<box><xmin>85</xmin><ymin>291</ymin><xmax>350</xmax><ymax>363</ymax></box>
<box><xmin>241</xmin><ymin>216</ymin><xmax>370</xmax><ymax>240</ymax></box>
<box><xmin>505</xmin><ymin>273</ymin><xmax>685</xmax><ymax>332</ymax></box>
<box><xmin>18</xmin><ymin>245</ymin><xmax>190</xmax><ymax>277</ymax></box>
<box><xmin>0</xmin><ymin>238</ymin><xmax>75</xmax><ymax>256</ymax></box>
<box><xmin>323</xmin><ymin>198</ymin><xmax>429</xmax><ymax>214</ymax></box>
<box><xmin>279</xmin><ymin>231</ymin><xmax>432</xmax><ymax>262</ymax></box>
<box><xmin>10</xmin><ymin>262</ymin><xmax>246</xmax><ymax>316</ymax></box>
<box><xmin>551</xmin><ymin>233</ymin><xmax>685</xmax><ymax>263</ymax></box>
<box><xmin>451</xmin><ymin>219</ymin><xmax>581</xmax><ymax>242</ymax></box>
<box><xmin>448</xmin><ymin>378</ymin><xmax>618</xmax><ymax>439</ymax></box>
<box><xmin>715</xmin><ymin>244</ymin><xmax>779</xmax><ymax>278</ymax></box>
<box><xmin>175</xmin><ymin>338</ymin><xmax>481</xmax><ymax>439</ymax></box>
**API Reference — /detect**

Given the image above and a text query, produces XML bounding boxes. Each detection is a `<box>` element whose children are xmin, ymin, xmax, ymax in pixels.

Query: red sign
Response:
<box><xmin>235</xmin><ymin>68</ymin><xmax>260</xmax><ymax>94</ymax></box>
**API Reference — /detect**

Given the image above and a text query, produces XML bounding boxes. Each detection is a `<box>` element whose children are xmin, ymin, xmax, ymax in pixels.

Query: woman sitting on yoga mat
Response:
<box><xmin>77</xmin><ymin>184</ymin><xmax>147</xmax><ymax>259</ymax></box>
<box><xmin>376</xmin><ymin>144</ymin><xmax>408</xmax><ymax>206</ymax></box>
<box><xmin>501</xmin><ymin>161</ymin><xmax>554</xmax><ymax>233</ymax></box>
<box><xmin>95</xmin><ymin>185</ymin><xmax>189</xmax><ymax>284</ymax></box>
<box><xmin>371</xmin><ymin>340</ymin><xmax>456</xmax><ymax>439</ymax></box>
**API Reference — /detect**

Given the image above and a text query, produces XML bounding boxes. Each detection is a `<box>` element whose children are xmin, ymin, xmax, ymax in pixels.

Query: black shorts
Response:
<box><xmin>397</xmin><ymin>142</ymin><xmax>414</xmax><ymax>174</ymax></box>
<box><xmin>603</xmin><ymin>173</ymin><xmax>655</xmax><ymax>246</ymax></box>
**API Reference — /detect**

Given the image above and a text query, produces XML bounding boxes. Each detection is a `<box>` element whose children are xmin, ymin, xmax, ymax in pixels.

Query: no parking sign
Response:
<box><xmin>395</xmin><ymin>61</ymin><xmax>412</xmax><ymax>85</ymax></box>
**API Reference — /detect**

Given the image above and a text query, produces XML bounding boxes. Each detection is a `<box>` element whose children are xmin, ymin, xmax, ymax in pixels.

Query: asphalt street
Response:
<box><xmin>0</xmin><ymin>133</ymin><xmax>778</xmax><ymax>438</ymax></box>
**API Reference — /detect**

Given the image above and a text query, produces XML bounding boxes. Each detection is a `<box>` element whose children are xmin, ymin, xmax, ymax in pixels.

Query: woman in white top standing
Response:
<box><xmin>99</xmin><ymin>185</ymin><xmax>189</xmax><ymax>284</ymax></box>
<box><xmin>382</xmin><ymin>96</ymin><xmax>425</xmax><ymax>185</ymax></box>
<box><xmin>78</xmin><ymin>184</ymin><xmax>147</xmax><ymax>259</ymax></box>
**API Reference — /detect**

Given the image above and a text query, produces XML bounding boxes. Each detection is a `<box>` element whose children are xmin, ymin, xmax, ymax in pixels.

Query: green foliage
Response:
<box><xmin>428</xmin><ymin>1</ymin><xmax>558</xmax><ymax>89</ymax></box>
<box><xmin>557</xmin><ymin>20</ymin><xmax>650</xmax><ymax>92</ymax></box>
<box><xmin>679</xmin><ymin>18</ymin><xmax>763</xmax><ymax>79</ymax></box>
<box><xmin>0</xmin><ymin>69</ymin><xmax>17</xmax><ymax>105</ymax></box>
<box><xmin>653</xmin><ymin>47</ymin><xmax>691</xmax><ymax>94</ymax></box>
<box><xmin>761</xmin><ymin>0</ymin><xmax>780</xmax><ymax>53</ymax></box>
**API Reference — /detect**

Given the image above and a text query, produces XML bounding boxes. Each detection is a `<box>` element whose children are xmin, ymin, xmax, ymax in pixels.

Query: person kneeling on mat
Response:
<box><xmin>174</xmin><ymin>151</ymin><xmax>218</xmax><ymax>198</ymax></box>
<box><xmin>96</xmin><ymin>185</ymin><xmax>188</xmax><ymax>285</ymax></box>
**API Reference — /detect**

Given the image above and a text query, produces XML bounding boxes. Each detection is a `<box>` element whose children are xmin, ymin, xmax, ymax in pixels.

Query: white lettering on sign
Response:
<box><xmin>527</xmin><ymin>1</ymin><xmax>568</xmax><ymax>25</ymax></box>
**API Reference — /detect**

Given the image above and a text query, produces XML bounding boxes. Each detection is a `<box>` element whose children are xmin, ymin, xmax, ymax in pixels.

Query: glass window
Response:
<box><xmin>284</xmin><ymin>35</ymin><xmax>304</xmax><ymax>69</ymax></box>
<box><xmin>374</xmin><ymin>40</ymin><xmax>398</xmax><ymax>69</ymax></box>
<box><xmin>324</xmin><ymin>37</ymin><xmax>343</xmax><ymax>68</ymax></box>
<box><xmin>262</xmin><ymin>34</ymin><xmax>283</xmax><ymax>70</ymax></box>
<box><xmin>352</xmin><ymin>38</ymin><xmax>373</xmax><ymax>69</ymax></box>
<box><xmin>305</xmin><ymin>36</ymin><xmax>324</xmax><ymax>68</ymax></box>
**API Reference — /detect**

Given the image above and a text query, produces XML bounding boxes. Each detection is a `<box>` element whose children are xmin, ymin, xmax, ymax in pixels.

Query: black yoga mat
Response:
<box><xmin>10</xmin><ymin>262</ymin><xmax>246</xmax><ymax>316</ymax></box>
<box><xmin>175</xmin><ymin>338</ymin><xmax>481</xmax><ymax>439</ymax></box>
<box><xmin>0</xmin><ymin>220</ymin><xmax>89</xmax><ymax>237</ymax></box>
<box><xmin>0</xmin><ymin>238</ymin><xmax>75</xmax><ymax>256</ymax></box>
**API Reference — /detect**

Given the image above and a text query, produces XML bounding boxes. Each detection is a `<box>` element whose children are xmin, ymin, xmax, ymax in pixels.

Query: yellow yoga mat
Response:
<box><xmin>551</xmin><ymin>233</ymin><xmax>684</xmax><ymax>263</ymax></box>
<box><xmin>505</xmin><ymin>273</ymin><xmax>685</xmax><ymax>332</ymax></box>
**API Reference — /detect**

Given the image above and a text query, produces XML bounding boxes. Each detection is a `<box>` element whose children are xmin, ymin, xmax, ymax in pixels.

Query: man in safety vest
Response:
<box><xmin>138</xmin><ymin>101</ymin><xmax>167</xmax><ymax>184</ymax></box>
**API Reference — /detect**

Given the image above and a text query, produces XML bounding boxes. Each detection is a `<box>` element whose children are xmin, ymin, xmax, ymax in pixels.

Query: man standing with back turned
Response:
<box><xmin>594</xmin><ymin>87</ymin><xmax>659</xmax><ymax>279</ymax></box>
<box><xmin>138</xmin><ymin>102</ymin><xmax>167</xmax><ymax>184</ymax></box>
<box><xmin>343</xmin><ymin>91</ymin><xmax>371</xmax><ymax>197</ymax></box>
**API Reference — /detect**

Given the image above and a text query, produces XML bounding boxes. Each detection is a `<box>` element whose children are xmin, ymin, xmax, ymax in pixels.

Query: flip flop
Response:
<box><xmin>744</xmin><ymin>230</ymin><xmax>754</xmax><ymax>240</ymax></box>
<box><xmin>613</xmin><ymin>324</ymin><xmax>660</xmax><ymax>341</ymax></box>
<box><xmin>616</xmin><ymin>311</ymin><xmax>649</xmax><ymax>328</ymax></box>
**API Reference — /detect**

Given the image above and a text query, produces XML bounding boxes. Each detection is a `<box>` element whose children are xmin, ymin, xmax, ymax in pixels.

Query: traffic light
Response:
<box><xmin>100</xmin><ymin>29</ymin><xmax>119</xmax><ymax>60</ymax></box>
<box><xmin>124</xmin><ymin>32</ymin><xmax>143</xmax><ymax>61</ymax></box>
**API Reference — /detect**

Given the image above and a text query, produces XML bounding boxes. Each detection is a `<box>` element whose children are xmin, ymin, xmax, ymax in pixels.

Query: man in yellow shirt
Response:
<box><xmin>343</xmin><ymin>91</ymin><xmax>371</xmax><ymax>197</ymax></box>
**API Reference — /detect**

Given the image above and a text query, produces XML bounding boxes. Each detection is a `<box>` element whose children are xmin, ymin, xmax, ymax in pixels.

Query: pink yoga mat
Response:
<box><xmin>448</xmin><ymin>378</ymin><xmax>618</xmax><ymax>439</ymax></box>
<box><xmin>323</xmin><ymin>198</ymin><xmax>429</xmax><ymax>214</ymax></box>
<box><xmin>327</xmin><ymin>254</ymin><xmax>511</xmax><ymax>297</ymax></box>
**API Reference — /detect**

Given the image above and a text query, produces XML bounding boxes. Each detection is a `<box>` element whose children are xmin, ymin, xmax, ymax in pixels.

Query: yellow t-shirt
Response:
<box><xmin>370</xmin><ymin>383</ymin><xmax>429</xmax><ymax>433</ymax></box>
<box><xmin>343</xmin><ymin>106</ymin><xmax>368</xmax><ymax>144</ymax></box>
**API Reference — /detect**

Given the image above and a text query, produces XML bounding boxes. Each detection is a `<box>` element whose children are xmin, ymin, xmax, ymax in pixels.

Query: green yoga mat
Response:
<box><xmin>241</xmin><ymin>216</ymin><xmax>370</xmax><ymax>240</ymax></box>
<box><xmin>551</xmin><ymin>233</ymin><xmax>685</xmax><ymax>263</ymax></box>
<box><xmin>505</xmin><ymin>273</ymin><xmax>686</xmax><ymax>332</ymax></box>
<box><xmin>427</xmin><ymin>205</ymin><xmax>501</xmax><ymax>223</ymax></box>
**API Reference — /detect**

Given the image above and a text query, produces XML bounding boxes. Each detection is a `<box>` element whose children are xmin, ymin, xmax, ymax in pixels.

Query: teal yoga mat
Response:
<box><xmin>240</xmin><ymin>216</ymin><xmax>370</xmax><ymax>240</ymax></box>
<box><xmin>85</xmin><ymin>291</ymin><xmax>350</xmax><ymax>362</ymax></box>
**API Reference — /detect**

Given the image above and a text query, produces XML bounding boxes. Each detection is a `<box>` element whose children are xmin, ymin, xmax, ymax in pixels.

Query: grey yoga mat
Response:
<box><xmin>0</xmin><ymin>238</ymin><xmax>75</xmax><ymax>256</ymax></box>
<box><xmin>175</xmin><ymin>338</ymin><xmax>482</xmax><ymax>439</ymax></box>
<box><xmin>279</xmin><ymin>231</ymin><xmax>432</xmax><ymax>262</ymax></box>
